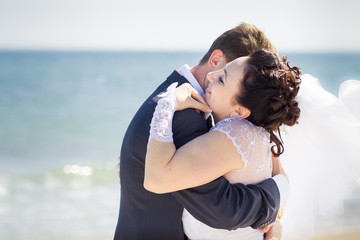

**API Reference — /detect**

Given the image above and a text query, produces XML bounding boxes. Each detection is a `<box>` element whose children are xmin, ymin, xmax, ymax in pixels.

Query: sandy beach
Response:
<box><xmin>311</xmin><ymin>231</ymin><xmax>360</xmax><ymax>240</ymax></box>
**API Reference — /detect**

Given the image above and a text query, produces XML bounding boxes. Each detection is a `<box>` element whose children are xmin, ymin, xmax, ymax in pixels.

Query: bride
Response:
<box><xmin>144</xmin><ymin>49</ymin><xmax>360</xmax><ymax>239</ymax></box>
<box><xmin>144</xmin><ymin>49</ymin><xmax>301</xmax><ymax>239</ymax></box>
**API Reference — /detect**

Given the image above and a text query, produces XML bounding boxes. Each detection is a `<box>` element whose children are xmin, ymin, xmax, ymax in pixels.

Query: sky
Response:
<box><xmin>0</xmin><ymin>0</ymin><xmax>360</xmax><ymax>52</ymax></box>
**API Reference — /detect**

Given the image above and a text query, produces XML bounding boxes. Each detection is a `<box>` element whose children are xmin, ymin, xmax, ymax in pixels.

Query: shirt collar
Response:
<box><xmin>177</xmin><ymin>64</ymin><xmax>205</xmax><ymax>96</ymax></box>
<box><xmin>177</xmin><ymin>64</ymin><xmax>212</xmax><ymax>121</ymax></box>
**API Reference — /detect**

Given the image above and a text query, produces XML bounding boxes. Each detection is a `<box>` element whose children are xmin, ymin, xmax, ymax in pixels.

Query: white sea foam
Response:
<box><xmin>63</xmin><ymin>165</ymin><xmax>93</xmax><ymax>176</ymax></box>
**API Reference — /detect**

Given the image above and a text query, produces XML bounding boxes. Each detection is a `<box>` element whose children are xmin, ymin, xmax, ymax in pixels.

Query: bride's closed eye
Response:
<box><xmin>219</xmin><ymin>69</ymin><xmax>227</xmax><ymax>85</ymax></box>
<box><xmin>218</xmin><ymin>76</ymin><xmax>225</xmax><ymax>84</ymax></box>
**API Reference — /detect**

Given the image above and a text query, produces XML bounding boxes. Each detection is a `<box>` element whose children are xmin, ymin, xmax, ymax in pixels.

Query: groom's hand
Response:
<box><xmin>262</xmin><ymin>220</ymin><xmax>282</xmax><ymax>240</ymax></box>
<box><xmin>117</xmin><ymin>156</ymin><xmax>121</xmax><ymax>183</ymax></box>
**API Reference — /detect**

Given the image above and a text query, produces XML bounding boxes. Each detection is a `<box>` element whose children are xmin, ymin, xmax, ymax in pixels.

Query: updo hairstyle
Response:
<box><xmin>236</xmin><ymin>49</ymin><xmax>301</xmax><ymax>156</ymax></box>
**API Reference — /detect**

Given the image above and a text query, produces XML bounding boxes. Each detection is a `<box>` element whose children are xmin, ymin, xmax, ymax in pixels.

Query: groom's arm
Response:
<box><xmin>173</xmin><ymin>174</ymin><xmax>280</xmax><ymax>230</ymax></box>
<box><xmin>171</xmin><ymin>110</ymin><xmax>286</xmax><ymax>230</ymax></box>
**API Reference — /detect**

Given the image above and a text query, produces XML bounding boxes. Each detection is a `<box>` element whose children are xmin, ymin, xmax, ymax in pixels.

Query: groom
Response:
<box><xmin>114</xmin><ymin>23</ymin><xmax>289</xmax><ymax>240</ymax></box>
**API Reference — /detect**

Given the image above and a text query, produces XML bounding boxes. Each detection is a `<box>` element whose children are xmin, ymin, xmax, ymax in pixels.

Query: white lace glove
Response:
<box><xmin>149</xmin><ymin>83</ymin><xmax>178</xmax><ymax>143</ymax></box>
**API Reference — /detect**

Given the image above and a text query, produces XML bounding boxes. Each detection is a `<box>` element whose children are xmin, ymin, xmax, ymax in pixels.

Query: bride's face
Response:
<box><xmin>205</xmin><ymin>57</ymin><xmax>248</xmax><ymax>122</ymax></box>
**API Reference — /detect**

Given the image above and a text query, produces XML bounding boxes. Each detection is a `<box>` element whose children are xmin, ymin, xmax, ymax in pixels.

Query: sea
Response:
<box><xmin>1</xmin><ymin>51</ymin><xmax>360</xmax><ymax>239</ymax></box>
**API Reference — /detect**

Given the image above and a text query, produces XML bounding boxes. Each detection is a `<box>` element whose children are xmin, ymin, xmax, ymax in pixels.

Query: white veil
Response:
<box><xmin>280</xmin><ymin>74</ymin><xmax>360</xmax><ymax>239</ymax></box>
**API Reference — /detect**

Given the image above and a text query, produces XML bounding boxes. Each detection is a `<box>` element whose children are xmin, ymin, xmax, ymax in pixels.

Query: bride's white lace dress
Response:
<box><xmin>182</xmin><ymin>117</ymin><xmax>272</xmax><ymax>240</ymax></box>
<box><xmin>150</xmin><ymin>75</ymin><xmax>360</xmax><ymax>239</ymax></box>
<box><xmin>280</xmin><ymin>74</ymin><xmax>360</xmax><ymax>239</ymax></box>
<box><xmin>182</xmin><ymin>75</ymin><xmax>360</xmax><ymax>240</ymax></box>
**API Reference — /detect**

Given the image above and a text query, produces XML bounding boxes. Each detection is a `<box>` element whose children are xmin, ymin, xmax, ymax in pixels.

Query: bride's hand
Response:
<box><xmin>173</xmin><ymin>83</ymin><xmax>212</xmax><ymax>113</ymax></box>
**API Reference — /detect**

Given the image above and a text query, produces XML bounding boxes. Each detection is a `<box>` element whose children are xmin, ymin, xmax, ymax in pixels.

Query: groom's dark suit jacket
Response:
<box><xmin>114</xmin><ymin>71</ymin><xmax>280</xmax><ymax>240</ymax></box>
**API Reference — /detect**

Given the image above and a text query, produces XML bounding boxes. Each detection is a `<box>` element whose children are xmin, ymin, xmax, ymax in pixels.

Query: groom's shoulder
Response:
<box><xmin>131</xmin><ymin>71</ymin><xmax>189</xmax><ymax>117</ymax></box>
<box><xmin>143</xmin><ymin>70</ymin><xmax>189</xmax><ymax>106</ymax></box>
<box><xmin>149</xmin><ymin>70</ymin><xmax>187</xmax><ymax>98</ymax></box>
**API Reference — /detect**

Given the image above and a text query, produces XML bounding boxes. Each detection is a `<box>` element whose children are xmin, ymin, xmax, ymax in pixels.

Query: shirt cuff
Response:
<box><xmin>272</xmin><ymin>174</ymin><xmax>290</xmax><ymax>214</ymax></box>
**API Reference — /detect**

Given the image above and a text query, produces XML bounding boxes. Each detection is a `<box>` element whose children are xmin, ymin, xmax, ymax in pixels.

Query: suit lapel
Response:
<box><xmin>206</xmin><ymin>114</ymin><xmax>214</xmax><ymax>130</ymax></box>
<box><xmin>166</xmin><ymin>70</ymin><xmax>189</xmax><ymax>86</ymax></box>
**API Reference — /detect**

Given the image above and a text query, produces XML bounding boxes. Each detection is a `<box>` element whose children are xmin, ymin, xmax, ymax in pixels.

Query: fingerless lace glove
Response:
<box><xmin>149</xmin><ymin>83</ymin><xmax>178</xmax><ymax>143</ymax></box>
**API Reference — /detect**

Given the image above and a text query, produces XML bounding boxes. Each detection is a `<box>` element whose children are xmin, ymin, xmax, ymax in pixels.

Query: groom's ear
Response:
<box><xmin>208</xmin><ymin>49</ymin><xmax>226</xmax><ymax>70</ymax></box>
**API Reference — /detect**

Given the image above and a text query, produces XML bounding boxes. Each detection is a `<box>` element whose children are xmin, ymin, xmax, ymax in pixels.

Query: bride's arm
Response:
<box><xmin>145</xmin><ymin>129</ymin><xmax>244</xmax><ymax>193</ymax></box>
<box><xmin>144</xmin><ymin>83</ymin><xmax>244</xmax><ymax>194</ymax></box>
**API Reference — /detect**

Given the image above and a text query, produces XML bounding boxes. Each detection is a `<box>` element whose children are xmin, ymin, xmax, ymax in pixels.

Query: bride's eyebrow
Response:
<box><xmin>224</xmin><ymin>69</ymin><xmax>228</xmax><ymax>82</ymax></box>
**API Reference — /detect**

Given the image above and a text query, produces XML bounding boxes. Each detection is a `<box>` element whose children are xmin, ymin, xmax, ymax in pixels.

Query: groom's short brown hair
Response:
<box><xmin>199</xmin><ymin>23</ymin><xmax>277</xmax><ymax>65</ymax></box>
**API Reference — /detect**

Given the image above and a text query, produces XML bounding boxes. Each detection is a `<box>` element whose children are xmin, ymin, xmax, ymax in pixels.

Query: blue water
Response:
<box><xmin>1</xmin><ymin>51</ymin><xmax>360</xmax><ymax>239</ymax></box>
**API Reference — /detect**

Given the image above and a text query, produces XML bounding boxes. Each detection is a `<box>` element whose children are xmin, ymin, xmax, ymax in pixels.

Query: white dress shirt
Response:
<box><xmin>178</xmin><ymin>64</ymin><xmax>205</xmax><ymax>96</ymax></box>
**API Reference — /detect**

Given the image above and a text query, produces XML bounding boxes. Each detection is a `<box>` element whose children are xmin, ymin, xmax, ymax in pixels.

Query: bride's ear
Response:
<box><xmin>208</xmin><ymin>50</ymin><xmax>225</xmax><ymax>70</ymax></box>
<box><xmin>232</xmin><ymin>106</ymin><xmax>251</xmax><ymax>119</ymax></box>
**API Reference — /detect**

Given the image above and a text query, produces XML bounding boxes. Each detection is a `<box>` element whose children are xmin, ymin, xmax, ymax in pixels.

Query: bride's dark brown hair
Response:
<box><xmin>236</xmin><ymin>49</ymin><xmax>301</xmax><ymax>156</ymax></box>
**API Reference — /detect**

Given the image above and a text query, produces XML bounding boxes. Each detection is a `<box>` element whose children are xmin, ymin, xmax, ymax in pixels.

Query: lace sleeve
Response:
<box><xmin>210</xmin><ymin>117</ymin><xmax>263</xmax><ymax>167</ymax></box>
<box><xmin>148</xmin><ymin>83</ymin><xmax>178</xmax><ymax>143</ymax></box>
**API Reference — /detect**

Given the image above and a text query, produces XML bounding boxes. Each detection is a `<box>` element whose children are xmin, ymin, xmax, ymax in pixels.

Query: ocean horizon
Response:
<box><xmin>1</xmin><ymin>51</ymin><xmax>360</xmax><ymax>239</ymax></box>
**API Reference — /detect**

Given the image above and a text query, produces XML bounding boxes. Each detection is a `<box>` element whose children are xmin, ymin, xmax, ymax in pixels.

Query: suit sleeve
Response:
<box><xmin>170</xmin><ymin>110</ymin><xmax>280</xmax><ymax>230</ymax></box>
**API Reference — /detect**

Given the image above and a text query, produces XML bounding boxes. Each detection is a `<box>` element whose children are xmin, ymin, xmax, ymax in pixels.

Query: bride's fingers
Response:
<box><xmin>190</xmin><ymin>88</ymin><xmax>207</xmax><ymax>106</ymax></box>
<box><xmin>175</xmin><ymin>83</ymin><xmax>211</xmax><ymax>113</ymax></box>
<box><xmin>188</xmin><ymin>97</ymin><xmax>212</xmax><ymax>113</ymax></box>
<box><xmin>190</xmin><ymin>89</ymin><xmax>212</xmax><ymax>112</ymax></box>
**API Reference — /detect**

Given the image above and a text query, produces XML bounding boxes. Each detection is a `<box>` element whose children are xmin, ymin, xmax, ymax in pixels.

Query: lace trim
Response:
<box><xmin>210</xmin><ymin>117</ymin><xmax>259</xmax><ymax>168</ymax></box>
<box><xmin>148</xmin><ymin>83</ymin><xmax>178</xmax><ymax>143</ymax></box>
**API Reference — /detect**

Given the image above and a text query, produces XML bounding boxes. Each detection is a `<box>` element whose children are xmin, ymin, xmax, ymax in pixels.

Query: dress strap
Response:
<box><xmin>210</xmin><ymin>117</ymin><xmax>258</xmax><ymax>167</ymax></box>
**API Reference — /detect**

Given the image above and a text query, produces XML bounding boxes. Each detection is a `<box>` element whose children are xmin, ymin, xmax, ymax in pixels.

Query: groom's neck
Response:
<box><xmin>190</xmin><ymin>64</ymin><xmax>210</xmax><ymax>91</ymax></box>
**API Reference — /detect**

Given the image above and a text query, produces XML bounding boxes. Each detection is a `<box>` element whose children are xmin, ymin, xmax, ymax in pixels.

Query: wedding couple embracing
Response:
<box><xmin>114</xmin><ymin>23</ymin><xmax>360</xmax><ymax>240</ymax></box>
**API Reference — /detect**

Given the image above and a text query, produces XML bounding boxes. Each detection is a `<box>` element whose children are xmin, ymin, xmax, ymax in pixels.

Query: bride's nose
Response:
<box><xmin>207</xmin><ymin>72</ymin><xmax>216</xmax><ymax>84</ymax></box>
